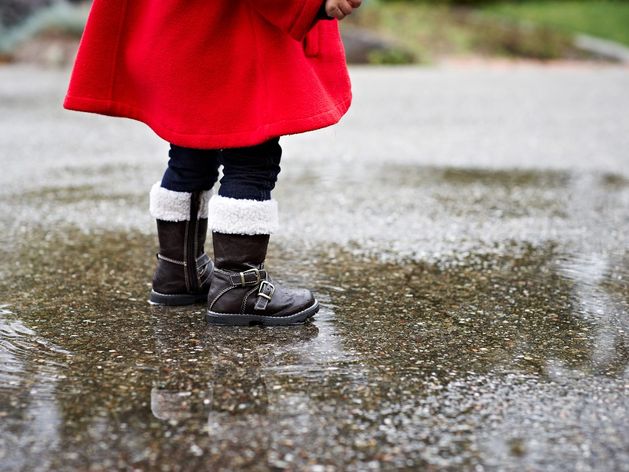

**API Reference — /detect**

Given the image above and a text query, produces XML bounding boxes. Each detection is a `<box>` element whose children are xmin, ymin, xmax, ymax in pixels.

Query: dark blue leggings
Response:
<box><xmin>161</xmin><ymin>138</ymin><xmax>282</xmax><ymax>201</ymax></box>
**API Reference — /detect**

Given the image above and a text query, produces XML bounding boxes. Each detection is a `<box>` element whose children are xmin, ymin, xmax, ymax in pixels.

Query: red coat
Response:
<box><xmin>64</xmin><ymin>0</ymin><xmax>352</xmax><ymax>148</ymax></box>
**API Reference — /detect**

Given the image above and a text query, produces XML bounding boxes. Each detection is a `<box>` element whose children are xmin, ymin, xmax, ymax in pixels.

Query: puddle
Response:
<box><xmin>382</xmin><ymin>165</ymin><xmax>571</xmax><ymax>188</ymax></box>
<box><xmin>0</xmin><ymin>227</ymin><xmax>627</xmax><ymax>470</ymax></box>
<box><xmin>278</xmin><ymin>165</ymin><xmax>629</xmax><ymax>264</ymax></box>
<box><xmin>14</xmin><ymin>185</ymin><xmax>144</xmax><ymax>205</ymax></box>
<box><xmin>49</xmin><ymin>163</ymin><xmax>143</xmax><ymax>179</ymax></box>
<box><xmin>600</xmin><ymin>172</ymin><xmax>629</xmax><ymax>188</ymax></box>
<box><xmin>0</xmin><ymin>304</ymin><xmax>70</xmax><ymax>471</ymax></box>
<box><xmin>1</xmin><ymin>156</ymin><xmax>627</xmax><ymax>471</ymax></box>
<box><xmin>315</xmin><ymin>243</ymin><xmax>628</xmax><ymax>379</ymax></box>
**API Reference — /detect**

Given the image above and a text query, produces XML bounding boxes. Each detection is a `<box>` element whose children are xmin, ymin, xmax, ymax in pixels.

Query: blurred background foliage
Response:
<box><xmin>346</xmin><ymin>0</ymin><xmax>629</xmax><ymax>62</ymax></box>
<box><xmin>1</xmin><ymin>0</ymin><xmax>628</xmax><ymax>65</ymax></box>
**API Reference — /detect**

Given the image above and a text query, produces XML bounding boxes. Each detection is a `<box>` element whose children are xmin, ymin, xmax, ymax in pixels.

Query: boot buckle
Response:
<box><xmin>239</xmin><ymin>268</ymin><xmax>261</xmax><ymax>286</ymax></box>
<box><xmin>257</xmin><ymin>280</ymin><xmax>275</xmax><ymax>300</ymax></box>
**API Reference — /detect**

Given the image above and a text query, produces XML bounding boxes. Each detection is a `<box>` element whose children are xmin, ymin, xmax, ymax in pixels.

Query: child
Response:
<box><xmin>63</xmin><ymin>0</ymin><xmax>361</xmax><ymax>326</ymax></box>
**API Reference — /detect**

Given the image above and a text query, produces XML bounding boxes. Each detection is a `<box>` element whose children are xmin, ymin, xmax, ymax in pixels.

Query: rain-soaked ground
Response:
<box><xmin>1</xmin><ymin>64</ymin><xmax>629</xmax><ymax>471</ymax></box>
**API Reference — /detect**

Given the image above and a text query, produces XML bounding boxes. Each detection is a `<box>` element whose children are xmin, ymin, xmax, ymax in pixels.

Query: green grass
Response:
<box><xmin>347</xmin><ymin>1</ymin><xmax>580</xmax><ymax>62</ymax></box>
<box><xmin>347</xmin><ymin>3</ymin><xmax>475</xmax><ymax>62</ymax></box>
<box><xmin>484</xmin><ymin>1</ymin><xmax>629</xmax><ymax>46</ymax></box>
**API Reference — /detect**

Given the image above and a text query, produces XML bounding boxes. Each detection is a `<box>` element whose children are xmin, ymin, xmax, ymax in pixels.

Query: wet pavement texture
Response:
<box><xmin>1</xmin><ymin>64</ymin><xmax>629</xmax><ymax>471</ymax></box>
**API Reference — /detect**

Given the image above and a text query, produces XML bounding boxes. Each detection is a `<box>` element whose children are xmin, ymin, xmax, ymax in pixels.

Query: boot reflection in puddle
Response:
<box><xmin>204</xmin><ymin>325</ymin><xmax>319</xmax><ymax>439</ymax></box>
<box><xmin>204</xmin><ymin>328</ymin><xmax>272</xmax><ymax>443</ymax></box>
<box><xmin>150</xmin><ymin>315</ymin><xmax>318</xmax><ymax>432</ymax></box>
<box><xmin>150</xmin><ymin>312</ymin><xmax>213</xmax><ymax>422</ymax></box>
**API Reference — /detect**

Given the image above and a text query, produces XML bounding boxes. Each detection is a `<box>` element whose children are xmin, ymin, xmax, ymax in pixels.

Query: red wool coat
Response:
<box><xmin>64</xmin><ymin>0</ymin><xmax>352</xmax><ymax>148</ymax></box>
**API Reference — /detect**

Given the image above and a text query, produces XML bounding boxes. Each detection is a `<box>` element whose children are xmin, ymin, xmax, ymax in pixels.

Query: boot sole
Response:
<box><xmin>149</xmin><ymin>290</ymin><xmax>208</xmax><ymax>306</ymax></box>
<box><xmin>206</xmin><ymin>300</ymin><xmax>319</xmax><ymax>326</ymax></box>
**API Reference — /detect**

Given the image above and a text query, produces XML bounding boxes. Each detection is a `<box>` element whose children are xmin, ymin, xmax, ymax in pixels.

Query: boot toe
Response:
<box><xmin>294</xmin><ymin>288</ymin><xmax>316</xmax><ymax>311</ymax></box>
<box><xmin>272</xmin><ymin>287</ymin><xmax>317</xmax><ymax>318</ymax></box>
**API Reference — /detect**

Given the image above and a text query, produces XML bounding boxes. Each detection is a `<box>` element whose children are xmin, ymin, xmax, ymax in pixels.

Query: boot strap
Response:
<box><xmin>254</xmin><ymin>280</ymin><xmax>275</xmax><ymax>311</ymax></box>
<box><xmin>227</xmin><ymin>267</ymin><xmax>275</xmax><ymax>310</ymax></box>
<box><xmin>157</xmin><ymin>253</ymin><xmax>210</xmax><ymax>268</ymax></box>
<box><xmin>157</xmin><ymin>254</ymin><xmax>185</xmax><ymax>266</ymax></box>
<box><xmin>228</xmin><ymin>268</ymin><xmax>268</xmax><ymax>287</ymax></box>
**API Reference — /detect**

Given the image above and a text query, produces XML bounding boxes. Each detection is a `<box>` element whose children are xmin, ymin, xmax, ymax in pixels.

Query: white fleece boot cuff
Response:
<box><xmin>208</xmin><ymin>195</ymin><xmax>279</xmax><ymax>235</ymax></box>
<box><xmin>149</xmin><ymin>182</ymin><xmax>211</xmax><ymax>222</ymax></box>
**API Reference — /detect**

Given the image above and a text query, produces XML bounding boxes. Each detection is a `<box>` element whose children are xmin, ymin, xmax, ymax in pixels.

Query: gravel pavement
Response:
<box><xmin>0</xmin><ymin>63</ymin><xmax>628</xmax><ymax>471</ymax></box>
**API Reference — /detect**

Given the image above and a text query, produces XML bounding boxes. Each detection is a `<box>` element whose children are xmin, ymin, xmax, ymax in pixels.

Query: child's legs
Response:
<box><xmin>161</xmin><ymin>138</ymin><xmax>281</xmax><ymax>197</ymax></box>
<box><xmin>161</xmin><ymin>144</ymin><xmax>221</xmax><ymax>192</ymax></box>
<box><xmin>218</xmin><ymin>137</ymin><xmax>281</xmax><ymax>201</ymax></box>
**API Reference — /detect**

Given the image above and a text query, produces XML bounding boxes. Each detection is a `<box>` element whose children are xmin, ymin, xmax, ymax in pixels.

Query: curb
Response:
<box><xmin>574</xmin><ymin>34</ymin><xmax>629</xmax><ymax>63</ymax></box>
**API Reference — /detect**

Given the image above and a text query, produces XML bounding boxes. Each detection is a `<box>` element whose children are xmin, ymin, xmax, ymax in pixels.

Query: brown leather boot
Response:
<box><xmin>148</xmin><ymin>183</ymin><xmax>213</xmax><ymax>305</ymax></box>
<box><xmin>206</xmin><ymin>232</ymin><xmax>319</xmax><ymax>325</ymax></box>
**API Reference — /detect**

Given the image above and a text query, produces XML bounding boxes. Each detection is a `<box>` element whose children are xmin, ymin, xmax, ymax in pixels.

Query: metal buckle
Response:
<box><xmin>239</xmin><ymin>268</ymin><xmax>261</xmax><ymax>286</ymax></box>
<box><xmin>257</xmin><ymin>280</ymin><xmax>275</xmax><ymax>300</ymax></box>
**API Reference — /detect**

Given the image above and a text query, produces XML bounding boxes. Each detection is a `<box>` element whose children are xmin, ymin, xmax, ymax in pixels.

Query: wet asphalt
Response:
<box><xmin>0</xmin><ymin>63</ymin><xmax>628</xmax><ymax>471</ymax></box>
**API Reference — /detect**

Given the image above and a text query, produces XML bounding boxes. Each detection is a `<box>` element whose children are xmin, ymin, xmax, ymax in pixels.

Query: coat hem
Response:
<box><xmin>63</xmin><ymin>94</ymin><xmax>352</xmax><ymax>149</ymax></box>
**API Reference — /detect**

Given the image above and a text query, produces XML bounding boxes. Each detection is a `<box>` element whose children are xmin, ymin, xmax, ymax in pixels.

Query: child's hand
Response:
<box><xmin>325</xmin><ymin>0</ymin><xmax>362</xmax><ymax>20</ymax></box>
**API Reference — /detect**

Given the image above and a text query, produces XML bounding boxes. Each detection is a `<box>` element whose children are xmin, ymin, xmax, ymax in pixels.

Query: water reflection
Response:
<box><xmin>556</xmin><ymin>252</ymin><xmax>629</xmax><ymax>377</ymax></box>
<box><xmin>0</xmin><ymin>304</ymin><xmax>69</xmax><ymax>471</ymax></box>
<box><xmin>147</xmin><ymin>305</ymin><xmax>368</xmax><ymax>470</ymax></box>
<box><xmin>149</xmin><ymin>318</ymin><xmax>322</xmax><ymax>423</ymax></box>
<box><xmin>0</xmin><ymin>195</ymin><xmax>626</xmax><ymax>468</ymax></box>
